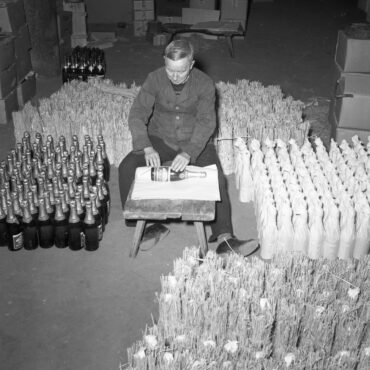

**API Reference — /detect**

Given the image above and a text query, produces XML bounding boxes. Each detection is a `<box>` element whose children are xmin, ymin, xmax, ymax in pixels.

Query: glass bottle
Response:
<box><xmin>53</xmin><ymin>198</ymin><xmax>69</xmax><ymax>249</ymax></box>
<box><xmin>21</xmin><ymin>200</ymin><xmax>38</xmax><ymax>250</ymax></box>
<box><xmin>98</xmin><ymin>136</ymin><xmax>110</xmax><ymax>181</ymax></box>
<box><xmin>96</xmin><ymin>179</ymin><xmax>108</xmax><ymax>226</ymax></box>
<box><xmin>0</xmin><ymin>201</ymin><xmax>8</xmax><ymax>247</ymax></box>
<box><xmin>83</xmin><ymin>200</ymin><xmax>99</xmax><ymax>251</ymax></box>
<box><xmin>150</xmin><ymin>167</ymin><xmax>207</xmax><ymax>182</ymax></box>
<box><xmin>27</xmin><ymin>191</ymin><xmax>39</xmax><ymax>221</ymax></box>
<box><xmin>38</xmin><ymin>197</ymin><xmax>54</xmax><ymax>249</ymax></box>
<box><xmin>90</xmin><ymin>191</ymin><xmax>104</xmax><ymax>238</ymax></box>
<box><xmin>68</xmin><ymin>199</ymin><xmax>85</xmax><ymax>251</ymax></box>
<box><xmin>6</xmin><ymin>201</ymin><xmax>23</xmax><ymax>251</ymax></box>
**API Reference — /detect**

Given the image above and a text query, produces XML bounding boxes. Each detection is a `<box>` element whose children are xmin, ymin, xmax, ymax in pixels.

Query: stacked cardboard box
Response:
<box><xmin>0</xmin><ymin>0</ymin><xmax>35</xmax><ymax>123</ymax></box>
<box><xmin>358</xmin><ymin>0</ymin><xmax>370</xmax><ymax>22</ymax></box>
<box><xmin>329</xmin><ymin>26</ymin><xmax>370</xmax><ymax>142</ymax></box>
<box><xmin>133</xmin><ymin>0</ymin><xmax>155</xmax><ymax>37</ymax></box>
<box><xmin>61</xmin><ymin>1</ymin><xmax>87</xmax><ymax>47</ymax></box>
<box><xmin>0</xmin><ymin>34</ymin><xmax>17</xmax><ymax>124</ymax></box>
<box><xmin>220</xmin><ymin>0</ymin><xmax>249</xmax><ymax>36</ymax></box>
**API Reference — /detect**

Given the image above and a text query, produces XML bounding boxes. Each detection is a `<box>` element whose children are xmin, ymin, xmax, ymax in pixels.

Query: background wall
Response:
<box><xmin>86</xmin><ymin>0</ymin><xmax>132</xmax><ymax>24</ymax></box>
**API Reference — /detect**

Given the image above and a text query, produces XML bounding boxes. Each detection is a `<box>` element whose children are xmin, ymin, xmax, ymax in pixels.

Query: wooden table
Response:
<box><xmin>123</xmin><ymin>186</ymin><xmax>215</xmax><ymax>258</ymax></box>
<box><xmin>161</xmin><ymin>21</ymin><xmax>245</xmax><ymax>58</ymax></box>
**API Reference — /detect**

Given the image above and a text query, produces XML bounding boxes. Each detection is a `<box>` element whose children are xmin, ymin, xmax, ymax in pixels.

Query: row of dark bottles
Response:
<box><xmin>0</xmin><ymin>131</ymin><xmax>111</xmax><ymax>252</ymax></box>
<box><xmin>62</xmin><ymin>46</ymin><xmax>106</xmax><ymax>83</ymax></box>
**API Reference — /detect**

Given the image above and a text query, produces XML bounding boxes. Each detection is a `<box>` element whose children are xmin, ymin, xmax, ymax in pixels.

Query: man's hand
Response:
<box><xmin>144</xmin><ymin>147</ymin><xmax>161</xmax><ymax>167</ymax></box>
<box><xmin>171</xmin><ymin>152</ymin><xmax>190</xmax><ymax>172</ymax></box>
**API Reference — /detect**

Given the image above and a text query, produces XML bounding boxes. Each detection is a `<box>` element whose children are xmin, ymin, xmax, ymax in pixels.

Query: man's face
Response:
<box><xmin>164</xmin><ymin>56</ymin><xmax>194</xmax><ymax>85</ymax></box>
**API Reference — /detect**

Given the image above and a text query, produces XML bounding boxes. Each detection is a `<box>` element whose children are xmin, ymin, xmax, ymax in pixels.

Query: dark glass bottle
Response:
<box><xmin>82</xmin><ymin>176</ymin><xmax>91</xmax><ymax>202</ymax></box>
<box><xmin>151</xmin><ymin>167</ymin><xmax>207</xmax><ymax>182</ymax></box>
<box><xmin>89</xmin><ymin>156</ymin><xmax>97</xmax><ymax>186</ymax></box>
<box><xmin>98</xmin><ymin>136</ymin><xmax>110</xmax><ymax>182</ymax></box>
<box><xmin>38</xmin><ymin>198</ymin><xmax>54</xmax><ymax>249</ymax></box>
<box><xmin>75</xmin><ymin>191</ymin><xmax>85</xmax><ymax>222</ymax></box>
<box><xmin>21</xmin><ymin>200</ymin><xmax>38</xmax><ymax>250</ymax></box>
<box><xmin>68</xmin><ymin>200</ymin><xmax>84</xmax><ymax>251</ymax></box>
<box><xmin>27</xmin><ymin>191</ymin><xmax>39</xmax><ymax>220</ymax></box>
<box><xmin>90</xmin><ymin>192</ymin><xmax>104</xmax><ymax>238</ymax></box>
<box><xmin>0</xmin><ymin>201</ymin><xmax>8</xmax><ymax>247</ymax></box>
<box><xmin>62</xmin><ymin>56</ymin><xmax>69</xmax><ymax>84</ymax></box>
<box><xmin>44</xmin><ymin>191</ymin><xmax>55</xmax><ymax>221</ymax></box>
<box><xmin>96</xmin><ymin>179</ymin><xmax>108</xmax><ymax>226</ymax></box>
<box><xmin>53</xmin><ymin>198</ymin><xmax>69</xmax><ymax>249</ymax></box>
<box><xmin>6</xmin><ymin>202</ymin><xmax>23</xmax><ymax>251</ymax></box>
<box><xmin>83</xmin><ymin>201</ymin><xmax>99</xmax><ymax>251</ymax></box>
<box><xmin>11</xmin><ymin>192</ymin><xmax>23</xmax><ymax>222</ymax></box>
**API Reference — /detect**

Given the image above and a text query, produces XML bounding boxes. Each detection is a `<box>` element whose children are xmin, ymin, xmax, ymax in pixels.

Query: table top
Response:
<box><xmin>162</xmin><ymin>21</ymin><xmax>244</xmax><ymax>36</ymax></box>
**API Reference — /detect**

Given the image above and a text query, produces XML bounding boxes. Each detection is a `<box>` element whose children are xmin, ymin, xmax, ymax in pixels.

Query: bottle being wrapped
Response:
<box><xmin>150</xmin><ymin>166</ymin><xmax>207</xmax><ymax>182</ymax></box>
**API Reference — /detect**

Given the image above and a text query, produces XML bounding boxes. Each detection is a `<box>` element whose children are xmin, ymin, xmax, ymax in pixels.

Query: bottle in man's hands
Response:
<box><xmin>151</xmin><ymin>166</ymin><xmax>207</xmax><ymax>182</ymax></box>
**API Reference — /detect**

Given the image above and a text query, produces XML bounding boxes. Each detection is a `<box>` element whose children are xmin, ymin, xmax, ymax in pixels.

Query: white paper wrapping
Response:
<box><xmin>131</xmin><ymin>165</ymin><xmax>221</xmax><ymax>201</ymax></box>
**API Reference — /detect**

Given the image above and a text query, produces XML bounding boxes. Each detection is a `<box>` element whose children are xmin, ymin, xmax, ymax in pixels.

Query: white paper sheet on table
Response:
<box><xmin>131</xmin><ymin>165</ymin><xmax>220</xmax><ymax>201</ymax></box>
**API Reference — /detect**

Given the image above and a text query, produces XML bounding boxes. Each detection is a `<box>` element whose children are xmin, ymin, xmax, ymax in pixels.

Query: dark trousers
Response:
<box><xmin>118</xmin><ymin>136</ymin><xmax>233</xmax><ymax>239</ymax></box>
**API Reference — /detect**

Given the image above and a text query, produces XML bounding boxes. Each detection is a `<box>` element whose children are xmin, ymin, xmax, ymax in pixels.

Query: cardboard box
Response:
<box><xmin>156</xmin><ymin>0</ymin><xmax>189</xmax><ymax>17</ymax></box>
<box><xmin>134</xmin><ymin>10</ymin><xmax>155</xmax><ymax>21</ymax></box>
<box><xmin>71</xmin><ymin>33</ymin><xmax>87</xmax><ymax>47</ymax></box>
<box><xmin>358</xmin><ymin>0</ymin><xmax>370</xmax><ymax>12</ymax></box>
<box><xmin>220</xmin><ymin>0</ymin><xmax>248</xmax><ymax>21</ymax></box>
<box><xmin>0</xmin><ymin>62</ymin><xmax>16</xmax><ymax>98</ymax></box>
<box><xmin>330</xmin><ymin>110</ymin><xmax>370</xmax><ymax>143</ymax></box>
<box><xmin>0</xmin><ymin>34</ymin><xmax>15</xmax><ymax>71</ymax></box>
<box><xmin>63</xmin><ymin>0</ymin><xmax>86</xmax><ymax>13</ymax></box>
<box><xmin>182</xmin><ymin>8</ymin><xmax>220</xmax><ymax>24</ymax></box>
<box><xmin>335</xmin><ymin>30</ymin><xmax>370</xmax><ymax>73</ymax></box>
<box><xmin>16</xmin><ymin>71</ymin><xmax>35</xmax><ymax>107</ymax></box>
<box><xmin>72</xmin><ymin>11</ymin><xmax>87</xmax><ymax>35</ymax></box>
<box><xmin>134</xmin><ymin>20</ymin><xmax>148</xmax><ymax>37</ymax></box>
<box><xmin>157</xmin><ymin>15</ymin><xmax>182</xmax><ymax>24</ymax></box>
<box><xmin>133</xmin><ymin>0</ymin><xmax>154</xmax><ymax>10</ymax></box>
<box><xmin>0</xmin><ymin>0</ymin><xmax>26</xmax><ymax>33</ymax></box>
<box><xmin>331</xmin><ymin>73</ymin><xmax>370</xmax><ymax>130</ymax></box>
<box><xmin>153</xmin><ymin>33</ymin><xmax>169</xmax><ymax>46</ymax></box>
<box><xmin>189</xmin><ymin>0</ymin><xmax>216</xmax><ymax>9</ymax></box>
<box><xmin>14</xmin><ymin>23</ymin><xmax>31</xmax><ymax>58</ymax></box>
<box><xmin>0</xmin><ymin>88</ymin><xmax>18</xmax><ymax>124</ymax></box>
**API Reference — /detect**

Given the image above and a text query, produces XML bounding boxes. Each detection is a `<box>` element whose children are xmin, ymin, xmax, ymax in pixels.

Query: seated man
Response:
<box><xmin>118</xmin><ymin>39</ymin><xmax>259</xmax><ymax>257</ymax></box>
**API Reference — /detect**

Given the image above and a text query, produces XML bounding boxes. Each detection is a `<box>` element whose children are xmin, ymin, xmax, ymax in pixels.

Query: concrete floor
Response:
<box><xmin>0</xmin><ymin>1</ymin><xmax>366</xmax><ymax>369</ymax></box>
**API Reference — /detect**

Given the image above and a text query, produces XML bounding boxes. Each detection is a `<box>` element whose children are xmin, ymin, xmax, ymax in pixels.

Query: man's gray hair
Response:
<box><xmin>164</xmin><ymin>39</ymin><xmax>194</xmax><ymax>61</ymax></box>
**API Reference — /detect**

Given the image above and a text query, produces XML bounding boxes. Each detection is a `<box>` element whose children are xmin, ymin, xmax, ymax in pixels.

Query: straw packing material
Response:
<box><xmin>234</xmin><ymin>136</ymin><xmax>370</xmax><ymax>260</ymax></box>
<box><xmin>124</xmin><ymin>247</ymin><xmax>370</xmax><ymax>369</ymax></box>
<box><xmin>214</xmin><ymin>80</ymin><xmax>309</xmax><ymax>175</ymax></box>
<box><xmin>13</xmin><ymin>78</ymin><xmax>139</xmax><ymax>167</ymax></box>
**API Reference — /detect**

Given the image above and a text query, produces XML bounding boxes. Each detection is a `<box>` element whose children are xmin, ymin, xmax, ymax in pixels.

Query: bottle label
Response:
<box><xmin>151</xmin><ymin>167</ymin><xmax>170</xmax><ymax>182</ymax></box>
<box><xmin>80</xmin><ymin>232</ymin><xmax>86</xmax><ymax>248</ymax></box>
<box><xmin>13</xmin><ymin>232</ymin><xmax>24</xmax><ymax>250</ymax></box>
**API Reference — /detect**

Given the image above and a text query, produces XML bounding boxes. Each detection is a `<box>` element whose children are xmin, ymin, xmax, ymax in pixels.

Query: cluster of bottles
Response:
<box><xmin>0</xmin><ymin>132</ymin><xmax>111</xmax><ymax>252</ymax></box>
<box><xmin>62</xmin><ymin>46</ymin><xmax>106</xmax><ymax>83</ymax></box>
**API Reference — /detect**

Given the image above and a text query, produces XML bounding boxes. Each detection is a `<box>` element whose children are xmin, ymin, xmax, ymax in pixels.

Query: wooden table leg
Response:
<box><xmin>129</xmin><ymin>220</ymin><xmax>146</xmax><ymax>258</ymax></box>
<box><xmin>225</xmin><ymin>36</ymin><xmax>235</xmax><ymax>58</ymax></box>
<box><xmin>194</xmin><ymin>221</ymin><xmax>208</xmax><ymax>258</ymax></box>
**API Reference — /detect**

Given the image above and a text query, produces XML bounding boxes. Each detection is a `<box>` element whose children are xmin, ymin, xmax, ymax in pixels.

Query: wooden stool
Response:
<box><xmin>123</xmin><ymin>186</ymin><xmax>215</xmax><ymax>258</ymax></box>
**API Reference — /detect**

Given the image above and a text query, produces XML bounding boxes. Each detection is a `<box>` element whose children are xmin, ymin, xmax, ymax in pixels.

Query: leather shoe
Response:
<box><xmin>216</xmin><ymin>237</ymin><xmax>259</xmax><ymax>257</ymax></box>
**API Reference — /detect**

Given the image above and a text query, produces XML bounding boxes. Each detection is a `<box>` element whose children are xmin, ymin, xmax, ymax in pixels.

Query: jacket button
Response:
<box><xmin>176</xmin><ymin>116</ymin><xmax>180</xmax><ymax>120</ymax></box>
